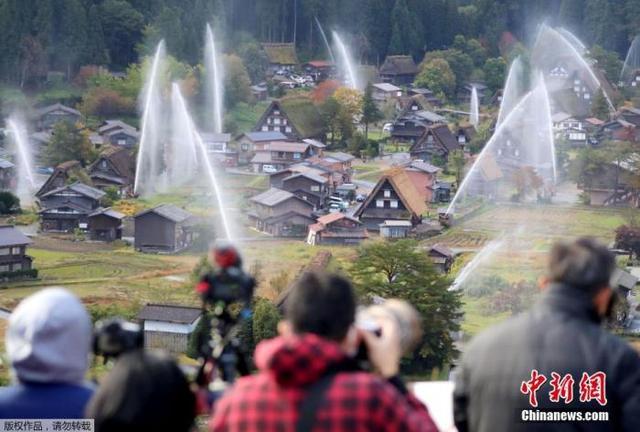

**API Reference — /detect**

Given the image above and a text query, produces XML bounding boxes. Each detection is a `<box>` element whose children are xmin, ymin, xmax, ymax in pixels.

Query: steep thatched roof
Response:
<box><xmin>262</xmin><ymin>43</ymin><xmax>298</xmax><ymax>65</ymax></box>
<box><xmin>380</xmin><ymin>55</ymin><xmax>418</xmax><ymax>76</ymax></box>
<box><xmin>279</xmin><ymin>97</ymin><xmax>325</xmax><ymax>138</ymax></box>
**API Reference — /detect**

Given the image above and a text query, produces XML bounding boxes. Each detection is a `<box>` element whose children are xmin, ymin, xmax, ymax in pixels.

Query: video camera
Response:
<box><xmin>93</xmin><ymin>318</ymin><xmax>144</xmax><ymax>361</ymax></box>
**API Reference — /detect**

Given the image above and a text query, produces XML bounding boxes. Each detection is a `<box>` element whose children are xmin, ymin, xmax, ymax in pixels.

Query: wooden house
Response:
<box><xmin>0</xmin><ymin>159</ymin><xmax>15</xmax><ymax>190</ymax></box>
<box><xmin>98</xmin><ymin>120</ymin><xmax>139</xmax><ymax>148</ymax></box>
<box><xmin>379</xmin><ymin>55</ymin><xmax>418</xmax><ymax>85</ymax></box>
<box><xmin>262</xmin><ymin>43</ymin><xmax>298</xmax><ymax>75</ymax></box>
<box><xmin>372</xmin><ymin>83</ymin><xmax>403</xmax><ymax>102</ymax></box>
<box><xmin>427</xmin><ymin>244</ymin><xmax>455</xmax><ymax>273</ymax></box>
<box><xmin>38</xmin><ymin>182</ymin><xmax>105</xmax><ymax>232</ymax></box>
<box><xmin>353</xmin><ymin>168</ymin><xmax>428</xmax><ymax>231</ymax></box>
<box><xmin>618</xmin><ymin>106</ymin><xmax>640</xmax><ymax>127</ymax></box>
<box><xmin>456</xmin><ymin>124</ymin><xmax>476</xmax><ymax>147</ymax></box>
<box><xmin>407</xmin><ymin>88</ymin><xmax>442</xmax><ymax>106</ymax></box>
<box><xmin>36</xmin><ymin>103</ymin><xmax>82</xmax><ymax>131</ymax></box>
<box><xmin>251</xmin><ymin>141</ymin><xmax>312</xmax><ymax>173</ymax></box>
<box><xmin>88</xmin><ymin>146</ymin><xmax>135</xmax><ymax>196</ymax></box>
<box><xmin>250</xmin><ymin>84</ymin><xmax>268</xmax><ymax>101</ymax></box>
<box><xmin>36</xmin><ymin>160</ymin><xmax>88</xmax><ymax>198</ymax></box>
<box><xmin>302</xmin><ymin>60</ymin><xmax>335</xmax><ymax>81</ymax></box>
<box><xmin>392</xmin><ymin>110</ymin><xmax>447</xmax><ymax>144</ymax></box>
<box><xmin>379</xmin><ymin>220</ymin><xmax>412</xmax><ymax>238</ymax></box>
<box><xmin>253</xmin><ymin>98</ymin><xmax>325</xmax><ymax>140</ymax></box>
<box><xmin>248</xmin><ymin>188</ymin><xmax>315</xmax><ymax>237</ymax></box>
<box><xmin>307</xmin><ymin>213</ymin><xmax>368</xmax><ymax>245</ymax></box>
<box><xmin>0</xmin><ymin>225</ymin><xmax>34</xmax><ymax>277</ymax></box>
<box><xmin>401</xmin><ymin>160</ymin><xmax>441</xmax><ymax>203</ymax></box>
<box><xmin>236</xmin><ymin>131</ymin><xmax>288</xmax><ymax>165</ymax></box>
<box><xmin>279</xmin><ymin>171</ymin><xmax>330</xmax><ymax>208</ymax></box>
<box><xmin>409</xmin><ymin>124</ymin><xmax>461</xmax><ymax>163</ymax></box>
<box><xmin>134</xmin><ymin>204</ymin><xmax>196</xmax><ymax>253</ymax></box>
<box><xmin>88</xmin><ymin>208</ymin><xmax>124</xmax><ymax>242</ymax></box>
<box><xmin>137</xmin><ymin>304</ymin><xmax>202</xmax><ymax>354</ymax></box>
<box><xmin>201</xmin><ymin>133</ymin><xmax>236</xmax><ymax>167</ymax></box>
<box><xmin>458</xmin><ymin>82</ymin><xmax>488</xmax><ymax>104</ymax></box>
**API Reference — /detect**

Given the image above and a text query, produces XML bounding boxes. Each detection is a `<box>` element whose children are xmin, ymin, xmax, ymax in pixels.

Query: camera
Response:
<box><xmin>356</xmin><ymin>299</ymin><xmax>423</xmax><ymax>359</ymax></box>
<box><xmin>93</xmin><ymin>318</ymin><xmax>144</xmax><ymax>360</ymax></box>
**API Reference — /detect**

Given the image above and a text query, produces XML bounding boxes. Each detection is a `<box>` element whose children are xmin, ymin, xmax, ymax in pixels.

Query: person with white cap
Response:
<box><xmin>0</xmin><ymin>288</ymin><xmax>94</xmax><ymax>418</ymax></box>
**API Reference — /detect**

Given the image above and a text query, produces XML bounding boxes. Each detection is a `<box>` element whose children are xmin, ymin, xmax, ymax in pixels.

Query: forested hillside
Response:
<box><xmin>1</xmin><ymin>0</ymin><xmax>639</xmax><ymax>87</ymax></box>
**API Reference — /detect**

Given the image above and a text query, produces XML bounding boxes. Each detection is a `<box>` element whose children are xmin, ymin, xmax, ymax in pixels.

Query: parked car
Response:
<box><xmin>356</xmin><ymin>194</ymin><xmax>367</xmax><ymax>202</ymax></box>
<box><xmin>36</xmin><ymin>166</ymin><xmax>54</xmax><ymax>175</ymax></box>
<box><xmin>383</xmin><ymin>123</ymin><xmax>393</xmax><ymax>132</ymax></box>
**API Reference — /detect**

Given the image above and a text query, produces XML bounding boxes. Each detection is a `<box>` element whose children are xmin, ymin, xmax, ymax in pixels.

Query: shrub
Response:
<box><xmin>0</xmin><ymin>191</ymin><xmax>20</xmax><ymax>214</ymax></box>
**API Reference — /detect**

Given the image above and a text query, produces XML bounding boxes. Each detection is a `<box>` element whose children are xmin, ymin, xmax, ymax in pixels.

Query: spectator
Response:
<box><xmin>210</xmin><ymin>271</ymin><xmax>438</xmax><ymax>431</ymax></box>
<box><xmin>0</xmin><ymin>288</ymin><xmax>94</xmax><ymax>418</ymax></box>
<box><xmin>86</xmin><ymin>350</ymin><xmax>195</xmax><ymax>432</ymax></box>
<box><xmin>453</xmin><ymin>237</ymin><xmax>640</xmax><ymax>432</ymax></box>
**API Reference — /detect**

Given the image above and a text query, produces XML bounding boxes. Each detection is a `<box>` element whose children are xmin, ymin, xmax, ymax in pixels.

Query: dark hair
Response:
<box><xmin>548</xmin><ymin>237</ymin><xmax>615</xmax><ymax>295</ymax></box>
<box><xmin>86</xmin><ymin>350</ymin><xmax>195</xmax><ymax>432</ymax></box>
<box><xmin>284</xmin><ymin>272</ymin><xmax>356</xmax><ymax>341</ymax></box>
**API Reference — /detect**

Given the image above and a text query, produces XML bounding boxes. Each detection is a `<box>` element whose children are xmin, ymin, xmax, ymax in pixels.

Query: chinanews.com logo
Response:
<box><xmin>519</xmin><ymin>370</ymin><xmax>609</xmax><ymax>422</ymax></box>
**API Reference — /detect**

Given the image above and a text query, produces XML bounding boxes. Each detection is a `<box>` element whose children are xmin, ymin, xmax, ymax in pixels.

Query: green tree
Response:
<box><xmin>237</xmin><ymin>39</ymin><xmax>269</xmax><ymax>83</ymax></box>
<box><xmin>448</xmin><ymin>149</ymin><xmax>466</xmax><ymax>188</ymax></box>
<box><xmin>101</xmin><ymin>0</ymin><xmax>144</xmax><ymax>69</ymax></box>
<box><xmin>483</xmin><ymin>57</ymin><xmax>507</xmax><ymax>93</ymax></box>
<box><xmin>591</xmin><ymin>89</ymin><xmax>610</xmax><ymax>120</ymax></box>
<box><xmin>350</xmin><ymin>240</ymin><xmax>462</xmax><ymax>371</ymax></box>
<box><xmin>224</xmin><ymin>54</ymin><xmax>252</xmax><ymax>109</ymax></box>
<box><xmin>44</xmin><ymin>121</ymin><xmax>95</xmax><ymax>167</ymax></box>
<box><xmin>423</xmin><ymin>49</ymin><xmax>473</xmax><ymax>92</ymax></box>
<box><xmin>388</xmin><ymin>0</ymin><xmax>422</xmax><ymax>57</ymax></box>
<box><xmin>252</xmin><ymin>297</ymin><xmax>281</xmax><ymax>345</ymax></box>
<box><xmin>588</xmin><ymin>45</ymin><xmax>623</xmax><ymax>83</ymax></box>
<box><xmin>361</xmin><ymin>82</ymin><xmax>383</xmax><ymax>140</ymax></box>
<box><xmin>0</xmin><ymin>191</ymin><xmax>20</xmax><ymax>214</ymax></box>
<box><xmin>84</xmin><ymin>5</ymin><xmax>109</xmax><ymax>65</ymax></box>
<box><xmin>414</xmin><ymin>58</ymin><xmax>456</xmax><ymax>99</ymax></box>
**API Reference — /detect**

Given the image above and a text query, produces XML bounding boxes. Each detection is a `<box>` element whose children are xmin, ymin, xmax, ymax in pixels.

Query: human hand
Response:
<box><xmin>359</xmin><ymin>314</ymin><xmax>402</xmax><ymax>378</ymax></box>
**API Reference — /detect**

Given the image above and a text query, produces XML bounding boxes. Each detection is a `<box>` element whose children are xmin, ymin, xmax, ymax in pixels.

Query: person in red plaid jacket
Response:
<box><xmin>210</xmin><ymin>272</ymin><xmax>438</xmax><ymax>432</ymax></box>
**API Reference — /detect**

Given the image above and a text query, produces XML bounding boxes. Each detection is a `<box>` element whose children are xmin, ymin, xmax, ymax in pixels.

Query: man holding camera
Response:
<box><xmin>210</xmin><ymin>271</ymin><xmax>438</xmax><ymax>431</ymax></box>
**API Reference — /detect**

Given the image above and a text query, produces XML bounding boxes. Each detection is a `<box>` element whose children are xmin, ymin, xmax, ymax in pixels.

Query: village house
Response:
<box><xmin>464</xmin><ymin>154</ymin><xmax>503</xmax><ymax>199</ymax></box>
<box><xmin>36</xmin><ymin>160</ymin><xmax>89</xmax><ymax>198</ymax></box>
<box><xmin>0</xmin><ymin>225</ymin><xmax>35</xmax><ymax>278</ymax></box>
<box><xmin>35</xmin><ymin>103</ymin><xmax>82</xmax><ymax>131</ymax></box>
<box><xmin>379</xmin><ymin>220</ymin><xmax>413</xmax><ymax>238</ymax></box>
<box><xmin>137</xmin><ymin>303</ymin><xmax>202</xmax><ymax>355</ymax></box>
<box><xmin>379</xmin><ymin>55</ymin><xmax>418</xmax><ymax>86</ymax></box>
<box><xmin>307</xmin><ymin>213</ymin><xmax>368</xmax><ymax>245</ymax></box>
<box><xmin>38</xmin><ymin>182</ymin><xmax>105</xmax><ymax>232</ymax></box>
<box><xmin>353</xmin><ymin>168</ymin><xmax>428</xmax><ymax>231</ymax></box>
<box><xmin>407</xmin><ymin>88</ymin><xmax>442</xmax><ymax>106</ymax></box>
<box><xmin>253</xmin><ymin>98</ymin><xmax>325</xmax><ymax>140</ymax></box>
<box><xmin>88</xmin><ymin>146</ymin><xmax>135</xmax><ymax>196</ymax></box>
<box><xmin>250</xmin><ymin>83</ymin><xmax>268</xmax><ymax>101</ymax></box>
<box><xmin>391</xmin><ymin>110</ymin><xmax>447</xmax><ymax>144</ymax></box>
<box><xmin>456</xmin><ymin>124</ymin><xmax>476</xmax><ymax>147</ymax></box>
<box><xmin>372</xmin><ymin>83</ymin><xmax>403</xmax><ymax>103</ymax></box>
<box><xmin>270</xmin><ymin>165</ymin><xmax>333</xmax><ymax>190</ymax></box>
<box><xmin>235</xmin><ymin>131</ymin><xmax>288</xmax><ymax>165</ymax></box>
<box><xmin>278</xmin><ymin>171</ymin><xmax>330</xmax><ymax>208</ymax></box>
<box><xmin>0</xmin><ymin>159</ymin><xmax>15</xmax><ymax>190</ymax></box>
<box><xmin>599</xmin><ymin>118</ymin><xmax>639</xmax><ymax>143</ymax></box>
<box><xmin>251</xmin><ymin>141</ymin><xmax>312</xmax><ymax>173</ymax></box>
<box><xmin>409</xmin><ymin>124</ymin><xmax>461</xmax><ymax>163</ymax></box>
<box><xmin>248</xmin><ymin>188</ymin><xmax>315</xmax><ymax>237</ymax></box>
<box><xmin>618</xmin><ymin>106</ymin><xmax>640</xmax><ymax>127</ymax></box>
<box><xmin>262</xmin><ymin>43</ymin><xmax>298</xmax><ymax>75</ymax></box>
<box><xmin>611</xmin><ymin>268</ymin><xmax>638</xmax><ymax>300</ymax></box>
<box><xmin>134</xmin><ymin>204</ymin><xmax>196</xmax><ymax>253</ymax></box>
<box><xmin>302</xmin><ymin>60</ymin><xmax>336</xmax><ymax>82</ymax></box>
<box><xmin>432</xmin><ymin>180</ymin><xmax>453</xmax><ymax>203</ymax></box>
<box><xmin>302</xmin><ymin>139</ymin><xmax>326</xmax><ymax>157</ymax></box>
<box><xmin>552</xmin><ymin>112</ymin><xmax>587</xmax><ymax>146</ymax></box>
<box><xmin>401</xmin><ymin>160</ymin><xmax>441</xmax><ymax>203</ymax></box>
<box><xmin>427</xmin><ymin>244</ymin><xmax>455</xmax><ymax>273</ymax></box>
<box><xmin>201</xmin><ymin>132</ymin><xmax>236</xmax><ymax>167</ymax></box>
<box><xmin>305</xmin><ymin>153</ymin><xmax>354</xmax><ymax>185</ymax></box>
<box><xmin>97</xmin><ymin>120</ymin><xmax>139</xmax><ymax>148</ymax></box>
<box><xmin>458</xmin><ymin>82</ymin><xmax>488</xmax><ymax>104</ymax></box>
<box><xmin>88</xmin><ymin>207</ymin><xmax>124</xmax><ymax>242</ymax></box>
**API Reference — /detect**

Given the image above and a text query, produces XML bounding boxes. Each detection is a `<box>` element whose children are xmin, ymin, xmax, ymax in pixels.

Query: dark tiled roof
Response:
<box><xmin>137</xmin><ymin>303</ymin><xmax>201</xmax><ymax>324</ymax></box>
<box><xmin>430</xmin><ymin>124</ymin><xmax>460</xmax><ymax>152</ymax></box>
<box><xmin>41</xmin><ymin>182</ymin><xmax>106</xmax><ymax>200</ymax></box>
<box><xmin>250</xmin><ymin>188</ymin><xmax>297</xmax><ymax>207</ymax></box>
<box><xmin>135</xmin><ymin>204</ymin><xmax>194</xmax><ymax>223</ymax></box>
<box><xmin>429</xmin><ymin>244</ymin><xmax>454</xmax><ymax>258</ymax></box>
<box><xmin>37</xmin><ymin>103</ymin><xmax>81</xmax><ymax>117</ymax></box>
<box><xmin>244</xmin><ymin>131</ymin><xmax>288</xmax><ymax>142</ymax></box>
<box><xmin>89</xmin><ymin>207</ymin><xmax>125</xmax><ymax>220</ymax></box>
<box><xmin>0</xmin><ymin>225</ymin><xmax>32</xmax><ymax>247</ymax></box>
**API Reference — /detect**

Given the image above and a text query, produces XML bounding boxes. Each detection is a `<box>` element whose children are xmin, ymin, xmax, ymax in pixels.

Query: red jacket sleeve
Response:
<box><xmin>371</xmin><ymin>379</ymin><xmax>439</xmax><ymax>431</ymax></box>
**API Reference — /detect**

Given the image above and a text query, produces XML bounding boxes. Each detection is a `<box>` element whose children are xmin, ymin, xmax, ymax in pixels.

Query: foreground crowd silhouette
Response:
<box><xmin>0</xmin><ymin>238</ymin><xmax>639</xmax><ymax>431</ymax></box>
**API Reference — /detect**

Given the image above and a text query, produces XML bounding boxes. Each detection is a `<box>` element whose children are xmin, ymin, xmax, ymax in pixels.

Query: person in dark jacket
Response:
<box><xmin>210</xmin><ymin>271</ymin><xmax>438</xmax><ymax>432</ymax></box>
<box><xmin>86</xmin><ymin>350</ymin><xmax>195</xmax><ymax>432</ymax></box>
<box><xmin>454</xmin><ymin>237</ymin><xmax>640</xmax><ymax>432</ymax></box>
<box><xmin>0</xmin><ymin>288</ymin><xmax>94</xmax><ymax>418</ymax></box>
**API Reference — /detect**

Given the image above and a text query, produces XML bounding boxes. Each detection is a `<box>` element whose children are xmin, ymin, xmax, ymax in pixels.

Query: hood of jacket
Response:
<box><xmin>6</xmin><ymin>288</ymin><xmax>92</xmax><ymax>384</ymax></box>
<box><xmin>254</xmin><ymin>333</ymin><xmax>348</xmax><ymax>387</ymax></box>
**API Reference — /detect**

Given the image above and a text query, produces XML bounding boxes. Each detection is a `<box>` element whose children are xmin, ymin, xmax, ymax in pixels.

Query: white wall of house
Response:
<box><xmin>143</xmin><ymin>317</ymin><xmax>200</xmax><ymax>334</ymax></box>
